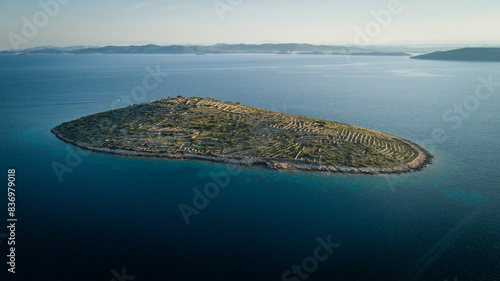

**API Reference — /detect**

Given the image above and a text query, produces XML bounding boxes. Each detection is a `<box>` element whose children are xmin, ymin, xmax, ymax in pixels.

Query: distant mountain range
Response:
<box><xmin>0</xmin><ymin>44</ymin><xmax>410</xmax><ymax>56</ymax></box>
<box><xmin>4</xmin><ymin>45</ymin><xmax>500</xmax><ymax>61</ymax></box>
<box><xmin>411</xmin><ymin>47</ymin><xmax>500</xmax><ymax>62</ymax></box>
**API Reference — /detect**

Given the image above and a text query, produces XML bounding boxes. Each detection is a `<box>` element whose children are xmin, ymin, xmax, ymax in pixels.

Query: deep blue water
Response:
<box><xmin>0</xmin><ymin>54</ymin><xmax>499</xmax><ymax>281</ymax></box>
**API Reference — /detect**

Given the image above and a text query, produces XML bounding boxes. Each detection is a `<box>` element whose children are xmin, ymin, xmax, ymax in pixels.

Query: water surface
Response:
<box><xmin>0</xmin><ymin>54</ymin><xmax>498</xmax><ymax>281</ymax></box>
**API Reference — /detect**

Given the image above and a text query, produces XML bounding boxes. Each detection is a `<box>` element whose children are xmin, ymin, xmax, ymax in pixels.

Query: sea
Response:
<box><xmin>0</xmin><ymin>54</ymin><xmax>499</xmax><ymax>281</ymax></box>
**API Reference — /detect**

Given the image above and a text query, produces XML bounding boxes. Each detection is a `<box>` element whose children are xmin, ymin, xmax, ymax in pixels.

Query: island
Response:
<box><xmin>411</xmin><ymin>47</ymin><xmax>500</xmax><ymax>62</ymax></box>
<box><xmin>51</xmin><ymin>96</ymin><xmax>432</xmax><ymax>174</ymax></box>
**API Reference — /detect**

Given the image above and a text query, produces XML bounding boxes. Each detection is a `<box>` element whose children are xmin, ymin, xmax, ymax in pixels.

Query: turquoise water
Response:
<box><xmin>0</xmin><ymin>54</ymin><xmax>499</xmax><ymax>280</ymax></box>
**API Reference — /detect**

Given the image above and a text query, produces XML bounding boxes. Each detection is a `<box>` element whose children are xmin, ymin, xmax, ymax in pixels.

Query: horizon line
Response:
<box><xmin>3</xmin><ymin>42</ymin><xmax>500</xmax><ymax>52</ymax></box>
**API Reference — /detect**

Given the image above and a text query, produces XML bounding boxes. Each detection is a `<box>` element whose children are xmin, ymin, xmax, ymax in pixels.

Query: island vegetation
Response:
<box><xmin>52</xmin><ymin>96</ymin><xmax>432</xmax><ymax>174</ymax></box>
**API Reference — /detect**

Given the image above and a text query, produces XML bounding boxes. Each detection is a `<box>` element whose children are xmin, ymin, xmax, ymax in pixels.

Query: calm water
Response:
<box><xmin>0</xmin><ymin>54</ymin><xmax>499</xmax><ymax>281</ymax></box>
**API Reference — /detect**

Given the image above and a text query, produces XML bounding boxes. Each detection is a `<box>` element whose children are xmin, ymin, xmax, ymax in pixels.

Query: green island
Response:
<box><xmin>52</xmin><ymin>96</ymin><xmax>432</xmax><ymax>174</ymax></box>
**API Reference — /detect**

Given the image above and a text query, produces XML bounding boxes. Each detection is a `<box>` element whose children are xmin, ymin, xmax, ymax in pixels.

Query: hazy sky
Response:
<box><xmin>1</xmin><ymin>0</ymin><xmax>500</xmax><ymax>49</ymax></box>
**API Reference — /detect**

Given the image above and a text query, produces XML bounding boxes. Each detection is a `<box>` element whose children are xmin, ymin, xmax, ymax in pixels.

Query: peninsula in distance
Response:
<box><xmin>411</xmin><ymin>47</ymin><xmax>500</xmax><ymax>62</ymax></box>
<box><xmin>52</xmin><ymin>96</ymin><xmax>432</xmax><ymax>174</ymax></box>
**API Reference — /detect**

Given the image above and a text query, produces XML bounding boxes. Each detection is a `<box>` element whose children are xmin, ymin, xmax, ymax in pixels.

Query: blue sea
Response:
<box><xmin>0</xmin><ymin>54</ymin><xmax>499</xmax><ymax>281</ymax></box>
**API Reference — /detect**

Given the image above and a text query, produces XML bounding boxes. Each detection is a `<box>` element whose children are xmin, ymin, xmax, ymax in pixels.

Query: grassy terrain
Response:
<box><xmin>54</xmin><ymin>96</ymin><xmax>421</xmax><ymax>168</ymax></box>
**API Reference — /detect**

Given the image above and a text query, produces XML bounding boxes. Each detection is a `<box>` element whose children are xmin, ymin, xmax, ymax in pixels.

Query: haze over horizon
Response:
<box><xmin>1</xmin><ymin>0</ymin><xmax>500</xmax><ymax>50</ymax></box>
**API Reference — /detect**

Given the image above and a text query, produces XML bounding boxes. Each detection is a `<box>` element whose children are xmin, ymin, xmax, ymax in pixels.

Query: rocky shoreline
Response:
<box><xmin>51</xmin><ymin>128</ymin><xmax>432</xmax><ymax>175</ymax></box>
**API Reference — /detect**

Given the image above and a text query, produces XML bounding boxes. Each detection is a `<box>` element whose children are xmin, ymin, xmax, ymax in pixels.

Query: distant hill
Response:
<box><xmin>350</xmin><ymin>51</ymin><xmax>409</xmax><ymax>56</ymax></box>
<box><xmin>411</xmin><ymin>47</ymin><xmax>500</xmax><ymax>62</ymax></box>
<box><xmin>73</xmin><ymin>44</ymin><xmax>203</xmax><ymax>54</ymax></box>
<box><xmin>0</xmin><ymin>44</ymin><xmax>409</xmax><ymax>56</ymax></box>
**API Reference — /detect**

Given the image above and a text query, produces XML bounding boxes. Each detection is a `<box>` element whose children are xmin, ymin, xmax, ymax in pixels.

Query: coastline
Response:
<box><xmin>51</xmin><ymin>128</ymin><xmax>433</xmax><ymax>175</ymax></box>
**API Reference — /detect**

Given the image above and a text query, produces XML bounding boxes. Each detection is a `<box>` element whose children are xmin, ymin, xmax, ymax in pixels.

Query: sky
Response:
<box><xmin>1</xmin><ymin>0</ymin><xmax>500</xmax><ymax>50</ymax></box>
